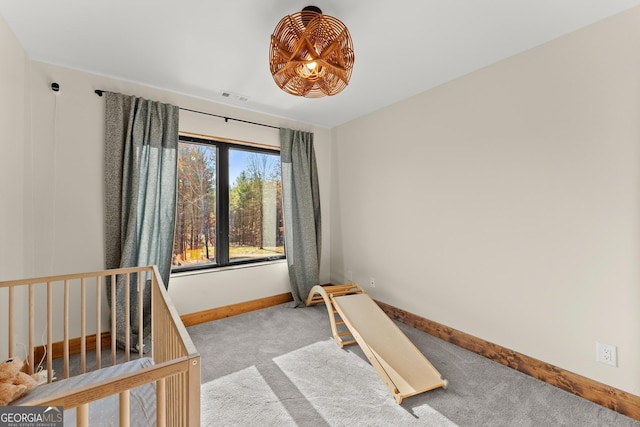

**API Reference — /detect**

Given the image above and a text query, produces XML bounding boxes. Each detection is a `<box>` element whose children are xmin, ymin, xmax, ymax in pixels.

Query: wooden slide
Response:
<box><xmin>306</xmin><ymin>284</ymin><xmax>448</xmax><ymax>404</ymax></box>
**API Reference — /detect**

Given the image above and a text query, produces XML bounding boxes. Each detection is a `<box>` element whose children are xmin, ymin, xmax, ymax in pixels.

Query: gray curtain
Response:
<box><xmin>104</xmin><ymin>91</ymin><xmax>179</xmax><ymax>350</ymax></box>
<box><xmin>280</xmin><ymin>128</ymin><xmax>322</xmax><ymax>306</ymax></box>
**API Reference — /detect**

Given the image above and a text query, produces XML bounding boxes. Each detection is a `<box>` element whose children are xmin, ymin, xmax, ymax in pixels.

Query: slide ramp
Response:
<box><xmin>306</xmin><ymin>285</ymin><xmax>448</xmax><ymax>403</ymax></box>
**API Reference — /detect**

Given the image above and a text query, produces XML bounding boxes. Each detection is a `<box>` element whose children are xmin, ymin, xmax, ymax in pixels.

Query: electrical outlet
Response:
<box><xmin>369</xmin><ymin>277</ymin><xmax>376</xmax><ymax>288</ymax></box>
<box><xmin>596</xmin><ymin>342</ymin><xmax>617</xmax><ymax>367</ymax></box>
<box><xmin>346</xmin><ymin>270</ymin><xmax>353</xmax><ymax>282</ymax></box>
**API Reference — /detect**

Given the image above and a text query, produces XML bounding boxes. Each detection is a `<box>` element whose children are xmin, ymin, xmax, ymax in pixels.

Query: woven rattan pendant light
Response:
<box><xmin>269</xmin><ymin>6</ymin><xmax>355</xmax><ymax>98</ymax></box>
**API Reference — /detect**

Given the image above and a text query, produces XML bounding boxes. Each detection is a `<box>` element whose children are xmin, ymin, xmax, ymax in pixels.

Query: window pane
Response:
<box><xmin>173</xmin><ymin>142</ymin><xmax>216</xmax><ymax>268</ymax></box>
<box><xmin>229</xmin><ymin>149</ymin><xmax>284</xmax><ymax>263</ymax></box>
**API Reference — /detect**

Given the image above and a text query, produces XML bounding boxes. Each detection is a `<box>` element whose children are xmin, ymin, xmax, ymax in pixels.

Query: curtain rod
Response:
<box><xmin>94</xmin><ymin>89</ymin><xmax>281</xmax><ymax>130</ymax></box>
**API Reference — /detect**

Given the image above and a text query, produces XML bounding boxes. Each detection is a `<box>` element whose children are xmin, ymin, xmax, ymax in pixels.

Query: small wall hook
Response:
<box><xmin>51</xmin><ymin>82</ymin><xmax>60</xmax><ymax>92</ymax></box>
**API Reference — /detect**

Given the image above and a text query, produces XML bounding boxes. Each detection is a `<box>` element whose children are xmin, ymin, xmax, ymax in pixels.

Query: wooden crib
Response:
<box><xmin>0</xmin><ymin>265</ymin><xmax>200</xmax><ymax>426</ymax></box>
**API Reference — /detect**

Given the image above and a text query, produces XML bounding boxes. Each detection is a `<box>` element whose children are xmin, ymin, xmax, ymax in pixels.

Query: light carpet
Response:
<box><xmin>201</xmin><ymin>339</ymin><xmax>457</xmax><ymax>427</ymax></box>
<box><xmin>201</xmin><ymin>365</ymin><xmax>296</xmax><ymax>427</ymax></box>
<box><xmin>189</xmin><ymin>303</ymin><xmax>640</xmax><ymax>426</ymax></box>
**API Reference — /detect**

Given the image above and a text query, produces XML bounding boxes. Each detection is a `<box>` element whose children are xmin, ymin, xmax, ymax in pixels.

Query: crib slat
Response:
<box><xmin>151</xmin><ymin>276</ymin><xmax>156</xmax><ymax>363</ymax></box>
<box><xmin>138</xmin><ymin>274</ymin><xmax>144</xmax><ymax>358</ymax></box>
<box><xmin>125</xmin><ymin>274</ymin><xmax>130</xmax><ymax>361</ymax></box>
<box><xmin>28</xmin><ymin>283</ymin><xmax>35</xmax><ymax>375</ymax></box>
<box><xmin>64</xmin><ymin>280</ymin><xmax>70</xmax><ymax>379</ymax></box>
<box><xmin>81</xmin><ymin>278</ymin><xmax>86</xmax><ymax>373</ymax></box>
<box><xmin>96</xmin><ymin>276</ymin><xmax>101</xmax><ymax>370</ymax></box>
<box><xmin>110</xmin><ymin>273</ymin><xmax>117</xmax><ymax>365</ymax></box>
<box><xmin>47</xmin><ymin>281</ymin><xmax>53</xmax><ymax>381</ymax></box>
<box><xmin>8</xmin><ymin>286</ymin><xmax>14</xmax><ymax>359</ymax></box>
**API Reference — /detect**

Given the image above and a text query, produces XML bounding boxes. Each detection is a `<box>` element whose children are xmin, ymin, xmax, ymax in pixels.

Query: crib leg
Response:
<box><xmin>76</xmin><ymin>404</ymin><xmax>89</xmax><ymax>427</ymax></box>
<box><xmin>157</xmin><ymin>378</ymin><xmax>166</xmax><ymax>427</ymax></box>
<box><xmin>120</xmin><ymin>390</ymin><xmax>130</xmax><ymax>427</ymax></box>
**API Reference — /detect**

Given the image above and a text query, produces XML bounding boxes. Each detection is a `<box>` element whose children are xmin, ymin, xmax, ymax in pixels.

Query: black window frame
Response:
<box><xmin>171</xmin><ymin>135</ymin><xmax>285</xmax><ymax>274</ymax></box>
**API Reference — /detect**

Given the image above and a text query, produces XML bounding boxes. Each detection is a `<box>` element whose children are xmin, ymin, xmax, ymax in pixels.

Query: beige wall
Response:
<box><xmin>0</xmin><ymin>13</ymin><xmax>29</xmax><ymax>358</ymax></box>
<box><xmin>0</xmin><ymin>14</ymin><xmax>27</xmax><ymax>280</ymax></box>
<box><xmin>331</xmin><ymin>8</ymin><xmax>640</xmax><ymax>395</ymax></box>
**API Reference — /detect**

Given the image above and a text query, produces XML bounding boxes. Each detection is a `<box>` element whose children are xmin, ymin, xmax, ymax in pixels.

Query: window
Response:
<box><xmin>172</xmin><ymin>135</ymin><xmax>284</xmax><ymax>272</ymax></box>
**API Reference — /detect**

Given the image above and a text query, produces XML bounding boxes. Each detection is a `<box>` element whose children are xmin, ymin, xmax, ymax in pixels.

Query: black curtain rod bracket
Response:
<box><xmin>94</xmin><ymin>89</ymin><xmax>279</xmax><ymax>130</ymax></box>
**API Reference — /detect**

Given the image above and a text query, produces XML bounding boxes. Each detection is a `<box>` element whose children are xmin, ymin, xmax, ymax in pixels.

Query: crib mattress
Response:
<box><xmin>12</xmin><ymin>357</ymin><xmax>156</xmax><ymax>426</ymax></box>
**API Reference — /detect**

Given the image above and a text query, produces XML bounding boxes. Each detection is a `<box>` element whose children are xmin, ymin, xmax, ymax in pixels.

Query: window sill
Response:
<box><xmin>170</xmin><ymin>258</ymin><xmax>287</xmax><ymax>278</ymax></box>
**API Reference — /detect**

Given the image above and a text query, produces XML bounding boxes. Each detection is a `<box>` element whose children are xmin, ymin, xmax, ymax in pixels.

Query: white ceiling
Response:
<box><xmin>1</xmin><ymin>1</ymin><xmax>639</xmax><ymax>128</ymax></box>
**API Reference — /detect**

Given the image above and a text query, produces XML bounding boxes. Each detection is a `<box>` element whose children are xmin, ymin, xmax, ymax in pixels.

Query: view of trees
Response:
<box><xmin>173</xmin><ymin>143</ymin><xmax>215</xmax><ymax>265</ymax></box>
<box><xmin>172</xmin><ymin>142</ymin><xmax>284</xmax><ymax>268</ymax></box>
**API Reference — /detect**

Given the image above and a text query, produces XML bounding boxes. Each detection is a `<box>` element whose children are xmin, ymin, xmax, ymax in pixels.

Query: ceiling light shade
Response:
<box><xmin>269</xmin><ymin>6</ymin><xmax>355</xmax><ymax>98</ymax></box>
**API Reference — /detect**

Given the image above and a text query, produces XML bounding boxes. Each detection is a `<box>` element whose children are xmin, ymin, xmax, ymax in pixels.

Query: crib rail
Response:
<box><xmin>0</xmin><ymin>266</ymin><xmax>200</xmax><ymax>427</ymax></box>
